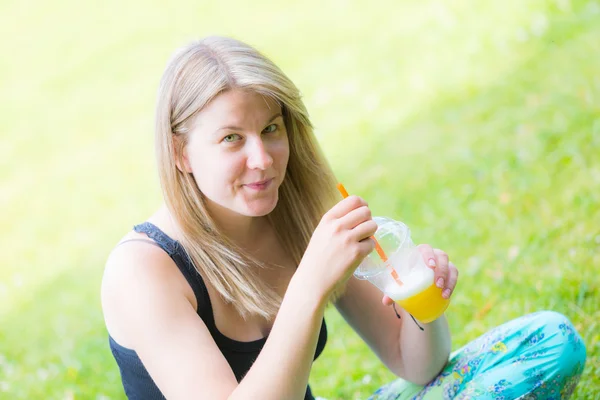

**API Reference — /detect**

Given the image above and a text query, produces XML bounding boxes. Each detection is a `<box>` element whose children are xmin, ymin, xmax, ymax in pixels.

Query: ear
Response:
<box><xmin>174</xmin><ymin>137</ymin><xmax>193</xmax><ymax>173</ymax></box>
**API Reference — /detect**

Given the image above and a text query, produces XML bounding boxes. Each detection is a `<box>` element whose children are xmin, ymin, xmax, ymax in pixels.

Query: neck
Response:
<box><xmin>215</xmin><ymin>213</ymin><xmax>267</xmax><ymax>247</ymax></box>
<box><xmin>204</xmin><ymin>200</ymin><xmax>272</xmax><ymax>250</ymax></box>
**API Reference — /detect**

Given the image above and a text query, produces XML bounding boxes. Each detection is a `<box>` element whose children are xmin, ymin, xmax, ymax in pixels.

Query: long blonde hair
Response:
<box><xmin>155</xmin><ymin>36</ymin><xmax>339</xmax><ymax>319</ymax></box>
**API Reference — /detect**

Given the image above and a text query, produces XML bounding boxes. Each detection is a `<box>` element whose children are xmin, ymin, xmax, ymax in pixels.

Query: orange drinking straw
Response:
<box><xmin>336</xmin><ymin>183</ymin><xmax>404</xmax><ymax>286</ymax></box>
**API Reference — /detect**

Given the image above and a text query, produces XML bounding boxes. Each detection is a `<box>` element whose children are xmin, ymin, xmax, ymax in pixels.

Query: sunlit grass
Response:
<box><xmin>1</xmin><ymin>0</ymin><xmax>598</xmax><ymax>398</ymax></box>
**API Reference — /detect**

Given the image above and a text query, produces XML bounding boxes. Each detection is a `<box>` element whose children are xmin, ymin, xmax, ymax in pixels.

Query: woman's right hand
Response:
<box><xmin>296</xmin><ymin>195</ymin><xmax>378</xmax><ymax>299</ymax></box>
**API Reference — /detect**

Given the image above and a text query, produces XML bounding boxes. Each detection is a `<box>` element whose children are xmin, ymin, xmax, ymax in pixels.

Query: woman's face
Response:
<box><xmin>181</xmin><ymin>89</ymin><xmax>290</xmax><ymax>219</ymax></box>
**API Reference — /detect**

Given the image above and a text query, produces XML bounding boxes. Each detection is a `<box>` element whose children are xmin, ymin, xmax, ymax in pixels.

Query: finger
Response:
<box><xmin>382</xmin><ymin>295</ymin><xmax>394</xmax><ymax>306</ymax></box>
<box><xmin>356</xmin><ymin>235</ymin><xmax>376</xmax><ymax>255</ymax></box>
<box><xmin>417</xmin><ymin>243</ymin><xmax>437</xmax><ymax>270</ymax></box>
<box><xmin>352</xmin><ymin>219</ymin><xmax>378</xmax><ymax>242</ymax></box>
<box><xmin>443</xmin><ymin>262</ymin><xmax>458</xmax><ymax>299</ymax></box>
<box><xmin>327</xmin><ymin>195</ymin><xmax>367</xmax><ymax>219</ymax></box>
<box><xmin>433</xmin><ymin>248</ymin><xmax>450</xmax><ymax>290</ymax></box>
<box><xmin>339</xmin><ymin>205</ymin><xmax>372</xmax><ymax>230</ymax></box>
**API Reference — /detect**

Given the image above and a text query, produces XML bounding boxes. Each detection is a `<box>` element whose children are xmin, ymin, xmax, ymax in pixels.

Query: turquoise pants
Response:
<box><xmin>368</xmin><ymin>311</ymin><xmax>586</xmax><ymax>399</ymax></box>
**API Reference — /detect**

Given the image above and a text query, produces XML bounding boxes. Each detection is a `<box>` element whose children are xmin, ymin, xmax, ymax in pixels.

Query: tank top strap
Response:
<box><xmin>133</xmin><ymin>222</ymin><xmax>179</xmax><ymax>256</ymax></box>
<box><xmin>133</xmin><ymin>222</ymin><xmax>212</xmax><ymax>321</ymax></box>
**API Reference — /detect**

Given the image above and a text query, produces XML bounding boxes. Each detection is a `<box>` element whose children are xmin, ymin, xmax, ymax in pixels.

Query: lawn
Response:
<box><xmin>0</xmin><ymin>0</ymin><xmax>598</xmax><ymax>398</ymax></box>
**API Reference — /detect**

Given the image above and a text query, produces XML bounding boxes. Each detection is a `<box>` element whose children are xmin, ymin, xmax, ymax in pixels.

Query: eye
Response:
<box><xmin>263</xmin><ymin>124</ymin><xmax>278</xmax><ymax>134</ymax></box>
<box><xmin>223</xmin><ymin>133</ymin><xmax>241</xmax><ymax>143</ymax></box>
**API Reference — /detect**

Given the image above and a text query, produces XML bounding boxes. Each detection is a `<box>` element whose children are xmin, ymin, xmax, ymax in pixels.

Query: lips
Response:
<box><xmin>244</xmin><ymin>178</ymin><xmax>274</xmax><ymax>190</ymax></box>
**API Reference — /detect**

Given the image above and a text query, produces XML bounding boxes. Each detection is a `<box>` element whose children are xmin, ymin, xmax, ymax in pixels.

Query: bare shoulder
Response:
<box><xmin>103</xmin><ymin>230</ymin><xmax>174</xmax><ymax>282</ymax></box>
<box><xmin>100</xmin><ymin>232</ymin><xmax>194</xmax><ymax>348</ymax></box>
<box><xmin>102</xmin><ymin>232</ymin><xmax>175</xmax><ymax>292</ymax></box>
<box><xmin>100</xmin><ymin>232</ymin><xmax>239</xmax><ymax>397</ymax></box>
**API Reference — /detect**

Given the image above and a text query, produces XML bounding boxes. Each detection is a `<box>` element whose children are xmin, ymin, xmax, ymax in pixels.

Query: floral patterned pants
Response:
<box><xmin>368</xmin><ymin>311</ymin><xmax>586</xmax><ymax>400</ymax></box>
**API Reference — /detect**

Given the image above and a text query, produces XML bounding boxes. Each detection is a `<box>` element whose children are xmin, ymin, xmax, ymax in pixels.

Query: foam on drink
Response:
<box><xmin>383</xmin><ymin>264</ymin><xmax>434</xmax><ymax>301</ymax></box>
<box><xmin>379</xmin><ymin>248</ymin><xmax>431</xmax><ymax>300</ymax></box>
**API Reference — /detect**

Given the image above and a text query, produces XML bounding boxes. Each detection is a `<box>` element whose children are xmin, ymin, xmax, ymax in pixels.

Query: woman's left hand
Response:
<box><xmin>382</xmin><ymin>244</ymin><xmax>459</xmax><ymax>306</ymax></box>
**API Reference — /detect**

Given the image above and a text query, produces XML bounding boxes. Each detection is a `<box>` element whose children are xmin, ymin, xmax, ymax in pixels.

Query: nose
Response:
<box><xmin>246</xmin><ymin>138</ymin><xmax>273</xmax><ymax>170</ymax></box>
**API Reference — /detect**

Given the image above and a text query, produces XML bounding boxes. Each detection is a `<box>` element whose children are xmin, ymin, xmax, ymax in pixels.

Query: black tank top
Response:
<box><xmin>108</xmin><ymin>222</ymin><xmax>327</xmax><ymax>400</ymax></box>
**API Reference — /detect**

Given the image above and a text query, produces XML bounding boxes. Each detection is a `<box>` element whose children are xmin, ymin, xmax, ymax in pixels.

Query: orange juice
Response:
<box><xmin>352</xmin><ymin>215</ymin><xmax>453</xmax><ymax>323</ymax></box>
<box><xmin>384</xmin><ymin>260</ymin><xmax>450</xmax><ymax>323</ymax></box>
<box><xmin>397</xmin><ymin>283</ymin><xmax>450</xmax><ymax>323</ymax></box>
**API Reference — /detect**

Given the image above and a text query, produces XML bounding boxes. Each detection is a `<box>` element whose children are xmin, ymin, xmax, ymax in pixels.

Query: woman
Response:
<box><xmin>101</xmin><ymin>36</ymin><xmax>586</xmax><ymax>399</ymax></box>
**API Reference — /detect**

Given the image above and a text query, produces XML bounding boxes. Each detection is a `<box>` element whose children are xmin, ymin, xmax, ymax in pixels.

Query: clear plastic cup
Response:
<box><xmin>355</xmin><ymin>217</ymin><xmax>450</xmax><ymax>323</ymax></box>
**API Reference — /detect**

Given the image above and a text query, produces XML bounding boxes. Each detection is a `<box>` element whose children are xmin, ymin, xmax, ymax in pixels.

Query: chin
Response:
<box><xmin>243</xmin><ymin>197</ymin><xmax>279</xmax><ymax>217</ymax></box>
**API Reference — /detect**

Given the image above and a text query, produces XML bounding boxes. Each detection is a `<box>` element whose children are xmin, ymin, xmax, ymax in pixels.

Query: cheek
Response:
<box><xmin>186</xmin><ymin>148</ymin><xmax>224</xmax><ymax>190</ymax></box>
<box><xmin>275</xmin><ymin>138</ymin><xmax>290</xmax><ymax>168</ymax></box>
<box><xmin>187</xmin><ymin>146</ymin><xmax>210</xmax><ymax>175</ymax></box>
<box><xmin>202</xmin><ymin>152</ymin><xmax>246</xmax><ymax>189</ymax></box>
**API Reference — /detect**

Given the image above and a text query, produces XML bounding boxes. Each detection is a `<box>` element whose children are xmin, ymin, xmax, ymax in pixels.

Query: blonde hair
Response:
<box><xmin>155</xmin><ymin>36</ymin><xmax>339</xmax><ymax>319</ymax></box>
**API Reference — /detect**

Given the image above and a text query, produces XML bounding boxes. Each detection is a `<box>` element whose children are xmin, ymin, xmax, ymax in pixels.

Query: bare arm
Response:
<box><xmin>231</xmin><ymin>274</ymin><xmax>327</xmax><ymax>399</ymax></box>
<box><xmin>335</xmin><ymin>242</ymin><xmax>460</xmax><ymax>385</ymax></box>
<box><xmin>102</xmin><ymin>244</ymin><xmax>238</xmax><ymax>399</ymax></box>
<box><xmin>234</xmin><ymin>195</ymin><xmax>379</xmax><ymax>398</ymax></box>
<box><xmin>335</xmin><ymin>276</ymin><xmax>451</xmax><ymax>385</ymax></box>
<box><xmin>396</xmin><ymin>305</ymin><xmax>451</xmax><ymax>384</ymax></box>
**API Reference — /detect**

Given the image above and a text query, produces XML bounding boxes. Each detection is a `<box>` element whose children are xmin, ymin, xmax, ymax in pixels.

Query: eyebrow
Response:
<box><xmin>215</xmin><ymin>113</ymin><xmax>283</xmax><ymax>133</ymax></box>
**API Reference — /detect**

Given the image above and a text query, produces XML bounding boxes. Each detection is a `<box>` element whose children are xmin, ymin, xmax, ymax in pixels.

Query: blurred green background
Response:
<box><xmin>1</xmin><ymin>0</ymin><xmax>599</xmax><ymax>398</ymax></box>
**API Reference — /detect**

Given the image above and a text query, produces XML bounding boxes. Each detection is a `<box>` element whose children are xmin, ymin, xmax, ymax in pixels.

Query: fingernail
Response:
<box><xmin>443</xmin><ymin>289</ymin><xmax>452</xmax><ymax>298</ymax></box>
<box><xmin>436</xmin><ymin>278</ymin><xmax>444</xmax><ymax>288</ymax></box>
<box><xmin>428</xmin><ymin>259</ymin><xmax>436</xmax><ymax>267</ymax></box>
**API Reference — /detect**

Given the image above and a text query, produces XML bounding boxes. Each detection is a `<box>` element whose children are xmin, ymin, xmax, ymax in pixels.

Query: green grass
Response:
<box><xmin>1</xmin><ymin>0</ymin><xmax>598</xmax><ymax>398</ymax></box>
